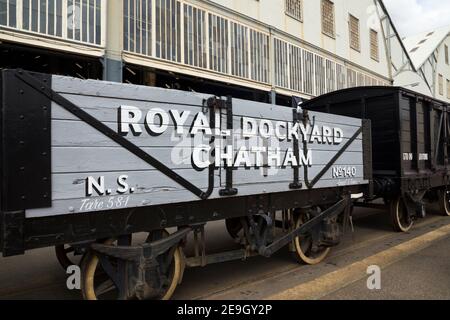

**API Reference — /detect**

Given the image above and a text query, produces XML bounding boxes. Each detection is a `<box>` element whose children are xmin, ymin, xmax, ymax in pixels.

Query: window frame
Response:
<box><xmin>439</xmin><ymin>74</ymin><xmax>444</xmax><ymax>96</ymax></box>
<box><xmin>445</xmin><ymin>44</ymin><xmax>449</xmax><ymax>65</ymax></box>
<box><xmin>370</xmin><ymin>29</ymin><xmax>379</xmax><ymax>61</ymax></box>
<box><xmin>321</xmin><ymin>0</ymin><xmax>335</xmax><ymax>39</ymax></box>
<box><xmin>348</xmin><ymin>14</ymin><xmax>360</xmax><ymax>52</ymax></box>
<box><xmin>447</xmin><ymin>79</ymin><xmax>450</xmax><ymax>99</ymax></box>
<box><xmin>285</xmin><ymin>0</ymin><xmax>303</xmax><ymax>22</ymax></box>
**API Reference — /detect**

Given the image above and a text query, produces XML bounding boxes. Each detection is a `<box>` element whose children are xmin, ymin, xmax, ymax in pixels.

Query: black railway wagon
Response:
<box><xmin>303</xmin><ymin>86</ymin><xmax>450</xmax><ymax>232</ymax></box>
<box><xmin>0</xmin><ymin>70</ymin><xmax>372</xmax><ymax>300</ymax></box>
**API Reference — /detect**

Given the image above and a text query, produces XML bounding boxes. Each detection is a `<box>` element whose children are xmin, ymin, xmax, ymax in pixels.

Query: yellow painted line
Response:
<box><xmin>267</xmin><ymin>224</ymin><xmax>450</xmax><ymax>300</ymax></box>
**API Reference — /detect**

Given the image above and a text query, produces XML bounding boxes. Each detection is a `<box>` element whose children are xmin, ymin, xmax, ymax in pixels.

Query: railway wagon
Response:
<box><xmin>0</xmin><ymin>70</ymin><xmax>372</xmax><ymax>300</ymax></box>
<box><xmin>303</xmin><ymin>86</ymin><xmax>450</xmax><ymax>232</ymax></box>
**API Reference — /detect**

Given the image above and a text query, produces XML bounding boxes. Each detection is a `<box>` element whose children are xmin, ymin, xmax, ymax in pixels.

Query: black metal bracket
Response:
<box><xmin>91</xmin><ymin>228</ymin><xmax>191</xmax><ymax>300</ymax></box>
<box><xmin>290</xmin><ymin>108</ymin><xmax>305</xmax><ymax>190</ymax></box>
<box><xmin>91</xmin><ymin>227</ymin><xmax>191</xmax><ymax>262</ymax></box>
<box><xmin>1</xmin><ymin>211</ymin><xmax>25</xmax><ymax>257</ymax></box>
<box><xmin>304</xmin><ymin>126</ymin><xmax>363</xmax><ymax>189</ymax></box>
<box><xmin>1</xmin><ymin>70</ymin><xmax>52</xmax><ymax>212</ymax></box>
<box><xmin>14</xmin><ymin>69</ymin><xmax>214</xmax><ymax>201</ymax></box>
<box><xmin>258</xmin><ymin>195</ymin><xmax>350</xmax><ymax>257</ymax></box>
<box><xmin>217</xmin><ymin>96</ymin><xmax>238</xmax><ymax>197</ymax></box>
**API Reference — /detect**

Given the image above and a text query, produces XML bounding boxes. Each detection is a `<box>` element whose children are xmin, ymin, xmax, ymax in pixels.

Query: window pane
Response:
<box><xmin>9</xmin><ymin>0</ymin><xmax>17</xmax><ymax>27</ymax></box>
<box><xmin>40</xmin><ymin>0</ymin><xmax>47</xmax><ymax>33</ymax></box>
<box><xmin>370</xmin><ymin>29</ymin><xmax>379</xmax><ymax>61</ymax></box>
<box><xmin>67</xmin><ymin>0</ymin><xmax>74</xmax><ymax>39</ymax></box>
<box><xmin>289</xmin><ymin>44</ymin><xmax>302</xmax><ymax>92</ymax></box>
<box><xmin>74</xmin><ymin>0</ymin><xmax>81</xmax><ymax>40</ymax></box>
<box><xmin>231</xmin><ymin>22</ymin><xmax>249</xmax><ymax>78</ymax></box>
<box><xmin>208</xmin><ymin>14</ymin><xmax>228</xmax><ymax>73</ymax></box>
<box><xmin>23</xmin><ymin>0</ymin><xmax>30</xmax><ymax>29</ymax></box>
<box><xmin>274</xmin><ymin>38</ymin><xmax>288</xmax><ymax>88</ymax></box>
<box><xmin>285</xmin><ymin>0</ymin><xmax>302</xmax><ymax>21</ymax></box>
<box><xmin>250</xmin><ymin>30</ymin><xmax>269</xmax><ymax>83</ymax></box>
<box><xmin>31</xmin><ymin>0</ymin><xmax>38</xmax><ymax>32</ymax></box>
<box><xmin>82</xmin><ymin>0</ymin><xmax>87</xmax><ymax>42</ymax></box>
<box><xmin>95</xmin><ymin>0</ymin><xmax>101</xmax><ymax>44</ymax></box>
<box><xmin>136</xmin><ymin>0</ymin><xmax>141</xmax><ymax>53</ymax></box>
<box><xmin>89</xmin><ymin>0</ymin><xmax>95</xmax><ymax>43</ymax></box>
<box><xmin>349</xmin><ymin>15</ymin><xmax>360</xmax><ymax>51</ymax></box>
<box><xmin>48</xmin><ymin>0</ymin><xmax>55</xmax><ymax>35</ymax></box>
<box><xmin>322</xmin><ymin>0</ymin><xmax>335</xmax><ymax>37</ymax></box>
<box><xmin>155</xmin><ymin>0</ymin><xmax>180</xmax><ymax>62</ymax></box>
<box><xmin>0</xmin><ymin>0</ymin><xmax>7</xmax><ymax>26</ymax></box>
<box><xmin>56</xmin><ymin>0</ymin><xmax>62</xmax><ymax>36</ymax></box>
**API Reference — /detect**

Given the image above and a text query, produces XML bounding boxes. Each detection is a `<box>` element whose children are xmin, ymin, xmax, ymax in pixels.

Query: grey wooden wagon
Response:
<box><xmin>0</xmin><ymin>70</ymin><xmax>371</xmax><ymax>300</ymax></box>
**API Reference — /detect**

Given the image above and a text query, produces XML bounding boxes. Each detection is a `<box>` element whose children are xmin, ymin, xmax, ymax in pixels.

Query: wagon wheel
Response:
<box><xmin>55</xmin><ymin>245</ymin><xmax>78</xmax><ymax>270</ymax></box>
<box><xmin>390</xmin><ymin>196</ymin><xmax>414</xmax><ymax>232</ymax></box>
<box><xmin>81</xmin><ymin>231</ymin><xmax>182</xmax><ymax>300</ymax></box>
<box><xmin>438</xmin><ymin>189</ymin><xmax>450</xmax><ymax>216</ymax></box>
<box><xmin>291</xmin><ymin>208</ymin><xmax>331</xmax><ymax>265</ymax></box>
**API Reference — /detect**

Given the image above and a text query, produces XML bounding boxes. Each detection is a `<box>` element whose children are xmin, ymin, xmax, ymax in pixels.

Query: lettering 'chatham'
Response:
<box><xmin>118</xmin><ymin>105</ymin><xmax>345</xmax><ymax>169</ymax></box>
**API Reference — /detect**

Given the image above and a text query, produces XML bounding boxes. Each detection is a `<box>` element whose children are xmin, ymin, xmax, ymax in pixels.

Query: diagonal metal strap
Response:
<box><xmin>304</xmin><ymin>127</ymin><xmax>363</xmax><ymax>189</ymax></box>
<box><xmin>15</xmin><ymin>70</ymin><xmax>212</xmax><ymax>200</ymax></box>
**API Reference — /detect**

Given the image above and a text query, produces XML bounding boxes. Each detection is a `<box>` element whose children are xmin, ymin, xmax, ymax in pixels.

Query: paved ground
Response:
<box><xmin>0</xmin><ymin>205</ymin><xmax>449</xmax><ymax>300</ymax></box>
<box><xmin>324</xmin><ymin>236</ymin><xmax>450</xmax><ymax>300</ymax></box>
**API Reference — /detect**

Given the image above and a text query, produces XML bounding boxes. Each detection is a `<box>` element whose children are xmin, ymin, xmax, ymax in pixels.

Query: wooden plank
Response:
<box><xmin>27</xmin><ymin>177</ymin><xmax>368</xmax><ymax>218</ymax></box>
<box><xmin>52</xmin><ymin>118</ymin><xmax>362</xmax><ymax>148</ymax></box>
<box><xmin>19</xmin><ymin>76</ymin><xmax>370</xmax><ymax>218</ymax></box>
<box><xmin>49</xmin><ymin>163</ymin><xmax>365</xmax><ymax>201</ymax></box>
<box><xmin>51</xmin><ymin>146</ymin><xmax>363</xmax><ymax>173</ymax></box>
<box><xmin>52</xmin><ymin>75</ymin><xmax>211</xmax><ymax>106</ymax></box>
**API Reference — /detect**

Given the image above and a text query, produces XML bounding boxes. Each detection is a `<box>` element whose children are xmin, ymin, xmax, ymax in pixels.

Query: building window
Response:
<box><xmin>0</xmin><ymin>0</ymin><xmax>17</xmax><ymax>28</ymax></box>
<box><xmin>370</xmin><ymin>29</ymin><xmax>379</xmax><ymax>61</ymax></box>
<box><xmin>447</xmin><ymin>79</ymin><xmax>450</xmax><ymax>99</ymax></box>
<box><xmin>274</xmin><ymin>38</ymin><xmax>289</xmax><ymax>89</ymax></box>
<box><xmin>208</xmin><ymin>13</ymin><xmax>228</xmax><ymax>74</ymax></box>
<box><xmin>184</xmin><ymin>4</ymin><xmax>207</xmax><ymax>68</ymax></box>
<box><xmin>357</xmin><ymin>72</ymin><xmax>364</xmax><ymax>87</ymax></box>
<box><xmin>315</xmin><ymin>55</ymin><xmax>326</xmax><ymax>96</ymax></box>
<box><xmin>230</xmin><ymin>22</ymin><xmax>249</xmax><ymax>78</ymax></box>
<box><xmin>439</xmin><ymin>74</ymin><xmax>444</xmax><ymax>96</ymax></box>
<box><xmin>321</xmin><ymin>0</ymin><xmax>335</xmax><ymax>38</ymax></box>
<box><xmin>349</xmin><ymin>14</ymin><xmax>360</xmax><ymax>51</ymax></box>
<box><xmin>250</xmin><ymin>29</ymin><xmax>269</xmax><ymax>83</ymax></box>
<box><xmin>289</xmin><ymin>44</ymin><xmax>303</xmax><ymax>92</ymax></box>
<box><xmin>347</xmin><ymin>68</ymin><xmax>357</xmax><ymax>88</ymax></box>
<box><xmin>445</xmin><ymin>45</ymin><xmax>449</xmax><ymax>65</ymax></box>
<box><xmin>336</xmin><ymin>63</ymin><xmax>346</xmax><ymax>90</ymax></box>
<box><xmin>285</xmin><ymin>0</ymin><xmax>302</xmax><ymax>22</ymax></box>
<box><xmin>303</xmin><ymin>50</ymin><xmax>314</xmax><ymax>94</ymax></box>
<box><xmin>326</xmin><ymin>59</ymin><xmax>336</xmax><ymax>93</ymax></box>
<box><xmin>155</xmin><ymin>0</ymin><xmax>181</xmax><ymax>63</ymax></box>
<box><xmin>67</xmin><ymin>0</ymin><xmax>102</xmax><ymax>44</ymax></box>
<box><xmin>124</xmin><ymin>0</ymin><xmax>152</xmax><ymax>56</ymax></box>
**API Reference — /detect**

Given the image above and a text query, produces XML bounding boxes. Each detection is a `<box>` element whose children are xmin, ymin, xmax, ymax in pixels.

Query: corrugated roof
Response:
<box><xmin>403</xmin><ymin>25</ymin><xmax>450</xmax><ymax>69</ymax></box>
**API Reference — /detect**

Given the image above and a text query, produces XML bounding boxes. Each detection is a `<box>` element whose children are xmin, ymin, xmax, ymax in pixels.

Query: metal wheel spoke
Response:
<box><xmin>95</xmin><ymin>279</ymin><xmax>116</xmax><ymax>296</ymax></box>
<box><xmin>98</xmin><ymin>256</ymin><xmax>121</xmax><ymax>289</ymax></box>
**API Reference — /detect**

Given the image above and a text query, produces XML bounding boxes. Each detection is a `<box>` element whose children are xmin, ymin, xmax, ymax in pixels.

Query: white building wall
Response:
<box><xmin>396</xmin><ymin>34</ymin><xmax>450</xmax><ymax>101</ymax></box>
<box><xmin>208</xmin><ymin>0</ymin><xmax>390</xmax><ymax>79</ymax></box>
<box><xmin>2</xmin><ymin>0</ymin><xmax>428</xmax><ymax>100</ymax></box>
<box><xmin>434</xmin><ymin>37</ymin><xmax>450</xmax><ymax>102</ymax></box>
